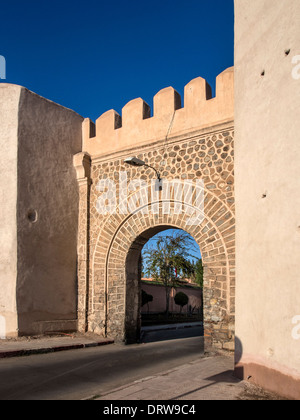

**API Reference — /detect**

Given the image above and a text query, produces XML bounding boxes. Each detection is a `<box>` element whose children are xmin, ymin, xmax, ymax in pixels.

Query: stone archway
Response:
<box><xmin>74</xmin><ymin>69</ymin><xmax>235</xmax><ymax>352</ymax></box>
<box><xmin>84</xmin><ymin>192</ymin><xmax>234</xmax><ymax>351</ymax></box>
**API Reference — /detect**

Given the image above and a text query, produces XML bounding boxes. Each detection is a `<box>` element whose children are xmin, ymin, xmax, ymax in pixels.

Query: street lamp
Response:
<box><xmin>124</xmin><ymin>157</ymin><xmax>163</xmax><ymax>191</ymax></box>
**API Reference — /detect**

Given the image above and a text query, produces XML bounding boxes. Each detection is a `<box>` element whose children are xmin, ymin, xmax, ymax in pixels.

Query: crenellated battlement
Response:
<box><xmin>83</xmin><ymin>67</ymin><xmax>234</xmax><ymax>157</ymax></box>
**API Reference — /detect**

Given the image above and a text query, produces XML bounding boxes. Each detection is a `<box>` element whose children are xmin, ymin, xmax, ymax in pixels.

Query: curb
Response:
<box><xmin>140</xmin><ymin>322</ymin><xmax>203</xmax><ymax>342</ymax></box>
<box><xmin>141</xmin><ymin>322</ymin><xmax>203</xmax><ymax>333</ymax></box>
<box><xmin>0</xmin><ymin>339</ymin><xmax>114</xmax><ymax>359</ymax></box>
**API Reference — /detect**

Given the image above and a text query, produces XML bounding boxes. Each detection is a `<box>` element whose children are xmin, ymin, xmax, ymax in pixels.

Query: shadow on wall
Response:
<box><xmin>234</xmin><ymin>336</ymin><xmax>244</xmax><ymax>379</ymax></box>
<box><xmin>141</xmin><ymin>283</ymin><xmax>202</xmax><ymax>315</ymax></box>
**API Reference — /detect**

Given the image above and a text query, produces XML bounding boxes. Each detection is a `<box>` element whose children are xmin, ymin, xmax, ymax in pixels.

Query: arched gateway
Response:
<box><xmin>74</xmin><ymin>67</ymin><xmax>235</xmax><ymax>351</ymax></box>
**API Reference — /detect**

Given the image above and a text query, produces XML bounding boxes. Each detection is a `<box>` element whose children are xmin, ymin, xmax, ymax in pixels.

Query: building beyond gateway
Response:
<box><xmin>0</xmin><ymin>0</ymin><xmax>299</xmax><ymax>400</ymax></box>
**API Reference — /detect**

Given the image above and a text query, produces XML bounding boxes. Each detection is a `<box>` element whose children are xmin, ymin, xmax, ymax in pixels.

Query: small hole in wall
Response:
<box><xmin>285</xmin><ymin>49</ymin><xmax>291</xmax><ymax>56</ymax></box>
<box><xmin>261</xmin><ymin>70</ymin><xmax>265</xmax><ymax>77</ymax></box>
<box><xmin>27</xmin><ymin>209</ymin><xmax>38</xmax><ymax>223</ymax></box>
<box><xmin>262</xmin><ymin>193</ymin><xmax>267</xmax><ymax>199</ymax></box>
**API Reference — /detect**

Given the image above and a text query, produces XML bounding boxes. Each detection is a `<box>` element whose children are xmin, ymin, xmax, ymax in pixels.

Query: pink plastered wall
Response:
<box><xmin>141</xmin><ymin>282</ymin><xmax>202</xmax><ymax>314</ymax></box>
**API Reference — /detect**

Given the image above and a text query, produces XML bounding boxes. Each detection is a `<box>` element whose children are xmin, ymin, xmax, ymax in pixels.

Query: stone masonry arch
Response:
<box><xmin>121</xmin><ymin>205</ymin><xmax>232</xmax><ymax>344</ymax></box>
<box><xmin>74</xmin><ymin>67</ymin><xmax>235</xmax><ymax>351</ymax></box>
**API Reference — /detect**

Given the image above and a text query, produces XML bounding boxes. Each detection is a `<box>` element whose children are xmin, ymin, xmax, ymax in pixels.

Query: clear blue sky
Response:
<box><xmin>0</xmin><ymin>0</ymin><xmax>234</xmax><ymax>121</ymax></box>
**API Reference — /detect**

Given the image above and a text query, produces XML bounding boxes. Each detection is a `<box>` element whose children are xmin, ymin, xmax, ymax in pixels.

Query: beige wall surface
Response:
<box><xmin>234</xmin><ymin>0</ymin><xmax>300</xmax><ymax>399</ymax></box>
<box><xmin>0</xmin><ymin>84</ymin><xmax>83</xmax><ymax>337</ymax></box>
<box><xmin>16</xmin><ymin>87</ymin><xmax>83</xmax><ymax>335</ymax></box>
<box><xmin>0</xmin><ymin>85</ymin><xmax>21</xmax><ymax>337</ymax></box>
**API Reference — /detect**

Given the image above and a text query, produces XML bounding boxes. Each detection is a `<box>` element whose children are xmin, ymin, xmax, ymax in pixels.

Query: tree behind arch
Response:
<box><xmin>143</xmin><ymin>230</ymin><xmax>196</xmax><ymax>317</ymax></box>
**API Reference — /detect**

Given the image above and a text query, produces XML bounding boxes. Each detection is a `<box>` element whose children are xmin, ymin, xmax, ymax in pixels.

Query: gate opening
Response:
<box><xmin>125</xmin><ymin>227</ymin><xmax>203</xmax><ymax>344</ymax></box>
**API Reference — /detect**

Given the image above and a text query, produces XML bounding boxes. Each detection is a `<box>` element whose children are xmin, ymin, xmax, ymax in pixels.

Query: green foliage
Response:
<box><xmin>143</xmin><ymin>230</ymin><xmax>197</xmax><ymax>315</ymax></box>
<box><xmin>192</xmin><ymin>258</ymin><xmax>204</xmax><ymax>288</ymax></box>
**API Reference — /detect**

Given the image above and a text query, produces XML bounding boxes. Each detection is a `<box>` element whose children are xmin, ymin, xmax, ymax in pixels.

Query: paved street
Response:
<box><xmin>0</xmin><ymin>325</ymin><xmax>284</xmax><ymax>401</ymax></box>
<box><xmin>0</xmin><ymin>327</ymin><xmax>204</xmax><ymax>400</ymax></box>
<box><xmin>97</xmin><ymin>355</ymin><xmax>244</xmax><ymax>401</ymax></box>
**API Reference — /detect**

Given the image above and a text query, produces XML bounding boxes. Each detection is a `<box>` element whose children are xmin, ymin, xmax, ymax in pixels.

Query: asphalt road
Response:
<box><xmin>0</xmin><ymin>326</ymin><xmax>204</xmax><ymax>400</ymax></box>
